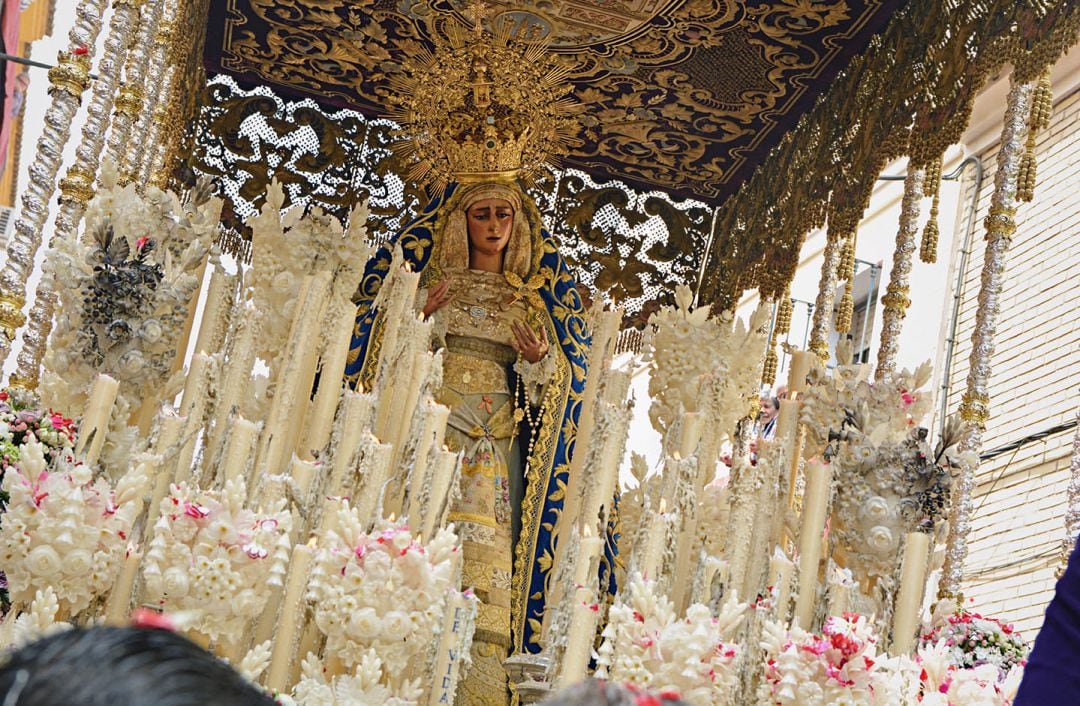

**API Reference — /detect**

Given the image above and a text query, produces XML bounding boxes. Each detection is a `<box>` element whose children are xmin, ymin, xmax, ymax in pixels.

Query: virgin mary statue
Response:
<box><xmin>343</xmin><ymin>178</ymin><xmax>589</xmax><ymax>704</ymax></box>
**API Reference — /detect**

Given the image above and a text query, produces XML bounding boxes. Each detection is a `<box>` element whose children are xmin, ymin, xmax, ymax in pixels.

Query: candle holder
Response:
<box><xmin>504</xmin><ymin>651</ymin><xmax>555</xmax><ymax>705</ymax></box>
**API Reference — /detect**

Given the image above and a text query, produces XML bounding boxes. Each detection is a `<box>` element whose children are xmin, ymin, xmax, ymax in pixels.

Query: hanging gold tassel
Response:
<box><xmin>919</xmin><ymin>156</ymin><xmax>942</xmax><ymax>263</ymax></box>
<box><xmin>762</xmin><ymin>345</ymin><xmax>779</xmax><ymax>388</ymax></box>
<box><xmin>1018</xmin><ymin>69</ymin><xmax>1053</xmax><ymax>203</ymax></box>
<box><xmin>775</xmin><ymin>291</ymin><xmax>793</xmax><ymax>336</ymax></box>
<box><xmin>836</xmin><ymin>277</ymin><xmax>855</xmax><ymax>334</ymax></box>
<box><xmin>835</xmin><ymin>233</ymin><xmax>857</xmax><ymax>334</ymax></box>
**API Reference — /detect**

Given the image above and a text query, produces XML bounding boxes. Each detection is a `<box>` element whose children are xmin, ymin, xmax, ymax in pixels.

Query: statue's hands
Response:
<box><xmin>421</xmin><ymin>279</ymin><xmax>453</xmax><ymax>319</ymax></box>
<box><xmin>512</xmin><ymin>320</ymin><xmax>549</xmax><ymax>364</ymax></box>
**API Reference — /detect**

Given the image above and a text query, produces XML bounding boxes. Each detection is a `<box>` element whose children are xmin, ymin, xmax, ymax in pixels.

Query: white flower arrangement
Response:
<box><xmin>244</xmin><ymin>180</ymin><xmax>371</xmax><ymax>371</ymax></box>
<box><xmin>40</xmin><ymin>161</ymin><xmax>222</xmax><ymax>419</ymax></box>
<box><xmin>0</xmin><ymin>586</ymin><xmax>71</xmax><ymax>651</ymax></box>
<box><xmin>758</xmin><ymin>612</ymin><xmax>1027</xmax><ymax>706</ymax></box>
<box><xmin>305</xmin><ymin>509</ymin><xmax>462</xmax><ymax>684</ymax></box>
<box><xmin>0</xmin><ymin>436</ymin><xmax>147</xmax><ymax>616</ymax></box>
<box><xmin>291</xmin><ymin>649</ymin><xmax>424</xmax><ymax>706</ymax></box>
<box><xmin>759</xmin><ymin>613</ymin><xmax>881</xmax><ymax>706</ymax></box>
<box><xmin>596</xmin><ymin>575</ymin><xmax>744</xmax><ymax>705</ymax></box>
<box><xmin>642</xmin><ymin>285</ymin><xmax>771</xmax><ymax>436</ymax></box>
<box><xmin>141</xmin><ymin>478</ymin><xmax>293</xmax><ymax>642</ymax></box>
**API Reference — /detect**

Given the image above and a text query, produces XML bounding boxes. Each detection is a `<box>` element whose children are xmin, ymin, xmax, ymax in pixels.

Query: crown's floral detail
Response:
<box><xmin>386</xmin><ymin>7</ymin><xmax>580</xmax><ymax>187</ymax></box>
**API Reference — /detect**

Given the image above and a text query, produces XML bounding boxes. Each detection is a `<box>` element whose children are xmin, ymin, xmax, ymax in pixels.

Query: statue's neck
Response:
<box><xmin>468</xmin><ymin>250</ymin><xmax>505</xmax><ymax>273</ymax></box>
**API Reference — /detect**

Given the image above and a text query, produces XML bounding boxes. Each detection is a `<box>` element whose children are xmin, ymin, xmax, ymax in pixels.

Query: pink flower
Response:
<box><xmin>135</xmin><ymin>236</ymin><xmax>150</xmax><ymax>250</ymax></box>
<box><xmin>242</xmin><ymin>542</ymin><xmax>268</xmax><ymax>560</ymax></box>
<box><xmin>183</xmin><ymin>502</ymin><xmax>210</xmax><ymax>519</ymax></box>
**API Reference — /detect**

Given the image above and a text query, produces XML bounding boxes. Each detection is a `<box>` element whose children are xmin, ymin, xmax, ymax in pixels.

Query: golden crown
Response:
<box><xmin>386</xmin><ymin>4</ymin><xmax>581</xmax><ymax>187</ymax></box>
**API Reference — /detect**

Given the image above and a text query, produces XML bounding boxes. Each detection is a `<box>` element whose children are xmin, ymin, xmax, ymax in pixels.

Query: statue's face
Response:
<box><xmin>466</xmin><ymin>198</ymin><xmax>515</xmax><ymax>258</ymax></box>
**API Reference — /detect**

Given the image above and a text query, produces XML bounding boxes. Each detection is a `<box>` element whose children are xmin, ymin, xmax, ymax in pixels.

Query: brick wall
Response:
<box><xmin>946</xmin><ymin>84</ymin><xmax>1080</xmax><ymax>641</ymax></box>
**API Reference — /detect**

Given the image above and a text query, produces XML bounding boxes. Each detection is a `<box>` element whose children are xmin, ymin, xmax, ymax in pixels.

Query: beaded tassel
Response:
<box><xmin>919</xmin><ymin>156</ymin><xmax>942</xmax><ymax>263</ymax></box>
<box><xmin>1018</xmin><ymin>70</ymin><xmax>1053</xmax><ymax>203</ymax></box>
<box><xmin>835</xmin><ymin>234</ymin><xmax>856</xmax><ymax>334</ymax></box>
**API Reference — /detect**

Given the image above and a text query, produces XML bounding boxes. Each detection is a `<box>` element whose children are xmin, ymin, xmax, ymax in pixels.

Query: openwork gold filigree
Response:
<box><xmin>386</xmin><ymin>7</ymin><xmax>580</xmax><ymax>188</ymax></box>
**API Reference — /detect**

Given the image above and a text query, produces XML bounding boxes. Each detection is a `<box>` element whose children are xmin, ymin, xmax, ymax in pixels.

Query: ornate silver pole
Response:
<box><xmin>939</xmin><ymin>76</ymin><xmax>1034</xmax><ymax>600</ymax></box>
<box><xmin>0</xmin><ymin>0</ymin><xmax>109</xmax><ymax>380</ymax></box>
<box><xmin>875</xmin><ymin>167</ymin><xmax>925</xmax><ymax>381</ymax></box>
<box><xmin>12</xmin><ymin>0</ymin><xmax>145</xmax><ymax>388</ymax></box>
<box><xmin>135</xmin><ymin>66</ymin><xmax>176</xmax><ymax>185</ymax></box>
<box><xmin>807</xmin><ymin>229</ymin><xmax>844</xmax><ymax>362</ymax></box>
<box><xmin>106</xmin><ymin>0</ymin><xmax>166</xmax><ymax>171</ymax></box>
<box><xmin>120</xmin><ymin>15</ymin><xmax>173</xmax><ymax>180</ymax></box>
<box><xmin>1059</xmin><ymin>405</ymin><xmax>1080</xmax><ymax>575</ymax></box>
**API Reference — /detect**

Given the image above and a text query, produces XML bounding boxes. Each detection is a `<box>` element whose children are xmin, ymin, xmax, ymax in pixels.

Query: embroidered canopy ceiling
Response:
<box><xmin>203</xmin><ymin>0</ymin><xmax>905</xmax><ymax>205</ymax></box>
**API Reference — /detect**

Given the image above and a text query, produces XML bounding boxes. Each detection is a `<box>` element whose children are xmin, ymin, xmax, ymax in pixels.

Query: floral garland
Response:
<box><xmin>142</xmin><ymin>479</ymin><xmax>293</xmax><ymax>642</ymax></box>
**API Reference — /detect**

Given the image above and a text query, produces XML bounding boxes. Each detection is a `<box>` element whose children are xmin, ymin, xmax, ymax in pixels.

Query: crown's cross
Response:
<box><xmin>464</xmin><ymin>0</ymin><xmax>488</xmax><ymax>34</ymax></box>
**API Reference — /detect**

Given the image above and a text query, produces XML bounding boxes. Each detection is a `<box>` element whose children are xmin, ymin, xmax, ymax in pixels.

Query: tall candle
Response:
<box><xmin>325</xmin><ymin>392</ymin><xmax>375</xmax><ymax>499</ymax></box>
<box><xmin>104</xmin><ymin>544</ymin><xmax>141</xmax><ymax>625</ymax></box>
<box><xmin>178</xmin><ymin>353</ymin><xmax>210</xmax><ymax>418</ymax></box>
<box><xmin>265</xmin><ymin>540</ymin><xmax>315</xmax><ymax>693</ymax></box>
<box><xmin>637</xmin><ymin>499</ymin><xmax>668</xmax><ymax>581</ymax></box>
<box><xmin>289</xmin><ymin>456</ymin><xmax>317</xmax><ymax>502</ymax></box>
<box><xmin>192</xmin><ymin>265</ymin><xmax>234</xmax><ymax>356</ymax></box>
<box><xmin>775</xmin><ymin>399</ymin><xmax>799</xmax><ymax>449</ymax></box>
<box><xmin>355</xmin><ymin>436</ymin><xmax>395</xmax><ymax>528</ymax></box>
<box><xmin>408</xmin><ymin>402</ymin><xmax>452</xmax><ymax>531</ymax></box>
<box><xmin>206</xmin><ymin>304</ymin><xmax>258</xmax><ymax>462</ymax></box>
<box><xmin>573</xmin><ymin>529</ymin><xmax>604</xmax><ymax>591</ymax></box>
<box><xmin>891</xmin><ymin>531</ymin><xmax>931</xmax><ymax>654</ymax></box>
<box><xmin>77</xmin><ymin>373</ymin><xmax>120</xmax><ymax>465</ymax></box>
<box><xmin>787</xmin><ymin>351</ymin><xmax>812</xmax><ymax>393</ymax></box>
<box><xmin>794</xmin><ymin>461</ymin><xmax>833</xmax><ymax>628</ymax></box>
<box><xmin>678</xmin><ymin>412</ymin><xmax>705</xmax><ymax>458</ymax></box>
<box><xmin>427</xmin><ymin>591</ymin><xmax>476</xmax><ymax>706</ymax></box>
<box><xmin>769</xmin><ymin>550</ymin><xmax>795</xmax><ymax>621</ymax></box>
<box><xmin>221</xmin><ymin>416</ymin><xmax>258</xmax><ymax>486</ymax></box>
<box><xmin>260</xmin><ymin>272</ymin><xmax>332</xmax><ymax>478</ymax></box>
<box><xmin>557</xmin><ymin>588</ymin><xmax>598</xmax><ymax>689</ymax></box>
<box><xmin>301</xmin><ymin>297</ymin><xmax>357</xmax><ymax>459</ymax></box>
<box><xmin>422</xmin><ymin>448</ymin><xmax>460</xmax><ymax>540</ymax></box>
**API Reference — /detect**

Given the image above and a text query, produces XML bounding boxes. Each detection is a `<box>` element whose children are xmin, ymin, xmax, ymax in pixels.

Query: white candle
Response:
<box><xmin>891</xmin><ymin>531</ymin><xmax>931</xmax><ymax>654</ymax></box>
<box><xmin>265</xmin><ymin>540</ymin><xmax>315</xmax><ymax>693</ymax></box>
<box><xmin>794</xmin><ymin>461</ymin><xmax>833</xmax><ymax>628</ymax></box>
<box><xmin>325</xmin><ymin>392</ymin><xmax>375</xmax><ymax>499</ymax></box>
<box><xmin>422</xmin><ymin>448</ymin><xmax>460</xmax><ymax>540</ymax></box>
<box><xmin>301</xmin><ymin>297</ymin><xmax>356</xmax><ymax>459</ymax></box>
<box><xmin>768</xmin><ymin>550</ymin><xmax>795</xmax><ymax>620</ymax></box>
<box><xmin>408</xmin><ymin>402</ymin><xmax>451</xmax><ymax>530</ymax></box>
<box><xmin>637</xmin><ymin>499</ymin><xmax>668</xmax><ymax>581</ymax></box>
<box><xmin>787</xmin><ymin>351</ymin><xmax>812</xmax><ymax>393</ymax></box>
<box><xmin>427</xmin><ymin>591</ymin><xmax>476</xmax><ymax>706</ymax></box>
<box><xmin>77</xmin><ymin>373</ymin><xmax>120</xmax><ymax>465</ymax></box>
<box><xmin>678</xmin><ymin>412</ymin><xmax>705</xmax><ymax>458</ymax></box>
<box><xmin>221</xmin><ymin>416</ymin><xmax>258</xmax><ymax>485</ymax></box>
<box><xmin>775</xmin><ymin>399</ymin><xmax>799</xmax><ymax>448</ymax></box>
<box><xmin>354</xmin><ymin>436</ymin><xmax>394</xmax><ymax>527</ymax></box>
<box><xmin>557</xmin><ymin>588</ymin><xmax>598</xmax><ymax>689</ymax></box>
<box><xmin>192</xmin><ymin>265</ymin><xmax>234</xmax><ymax>356</ymax></box>
<box><xmin>261</xmin><ymin>272</ymin><xmax>333</xmax><ymax>477</ymax></box>
<box><xmin>178</xmin><ymin>353</ymin><xmax>210</xmax><ymax>418</ymax></box>
<box><xmin>573</xmin><ymin>529</ymin><xmax>604</xmax><ymax>591</ymax></box>
<box><xmin>104</xmin><ymin>544</ymin><xmax>141</xmax><ymax>625</ymax></box>
<box><xmin>289</xmin><ymin>456</ymin><xmax>317</xmax><ymax>502</ymax></box>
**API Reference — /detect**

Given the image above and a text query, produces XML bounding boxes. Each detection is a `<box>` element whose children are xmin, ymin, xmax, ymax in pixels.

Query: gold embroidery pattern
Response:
<box><xmin>209</xmin><ymin>0</ymin><xmax>900</xmax><ymax>201</ymax></box>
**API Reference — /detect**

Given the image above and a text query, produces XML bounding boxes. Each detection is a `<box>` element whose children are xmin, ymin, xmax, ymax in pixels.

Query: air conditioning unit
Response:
<box><xmin>0</xmin><ymin>206</ymin><xmax>14</xmax><ymax>249</ymax></box>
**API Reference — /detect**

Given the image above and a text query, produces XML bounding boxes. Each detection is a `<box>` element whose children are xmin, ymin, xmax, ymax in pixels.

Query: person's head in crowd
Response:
<box><xmin>775</xmin><ymin>385</ymin><xmax>789</xmax><ymax>400</ymax></box>
<box><xmin>759</xmin><ymin>395</ymin><xmax>779</xmax><ymax>423</ymax></box>
<box><xmin>0</xmin><ymin>625</ymin><xmax>277</xmax><ymax>706</ymax></box>
<box><xmin>542</xmin><ymin>679</ymin><xmax>689</xmax><ymax>706</ymax></box>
